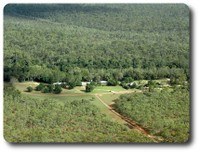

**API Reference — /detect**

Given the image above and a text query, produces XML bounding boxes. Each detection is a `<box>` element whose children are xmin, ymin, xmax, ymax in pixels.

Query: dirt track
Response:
<box><xmin>95</xmin><ymin>94</ymin><xmax>162</xmax><ymax>142</ymax></box>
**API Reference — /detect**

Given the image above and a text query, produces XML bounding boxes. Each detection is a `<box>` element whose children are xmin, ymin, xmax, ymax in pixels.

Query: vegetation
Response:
<box><xmin>35</xmin><ymin>83</ymin><xmax>45</xmax><ymax>91</ymax></box>
<box><xmin>121</xmin><ymin>83</ymin><xmax>130</xmax><ymax>90</ymax></box>
<box><xmin>113</xmin><ymin>88</ymin><xmax>190</xmax><ymax>142</ymax></box>
<box><xmin>26</xmin><ymin>86</ymin><xmax>33</xmax><ymax>92</ymax></box>
<box><xmin>4</xmin><ymin>4</ymin><xmax>189</xmax><ymax>85</ymax></box>
<box><xmin>3</xmin><ymin>4</ymin><xmax>190</xmax><ymax>143</ymax></box>
<box><xmin>146</xmin><ymin>80</ymin><xmax>159</xmax><ymax>92</ymax></box>
<box><xmin>53</xmin><ymin>84</ymin><xmax>62</xmax><ymax>94</ymax></box>
<box><xmin>91</xmin><ymin>85</ymin><xmax>126</xmax><ymax>94</ymax></box>
<box><xmin>35</xmin><ymin>83</ymin><xmax>62</xmax><ymax>94</ymax></box>
<box><xmin>4</xmin><ymin>85</ymin><xmax>153</xmax><ymax>143</ymax></box>
<box><xmin>41</xmin><ymin>86</ymin><xmax>50</xmax><ymax>93</ymax></box>
<box><xmin>85</xmin><ymin>83</ymin><xmax>95</xmax><ymax>92</ymax></box>
<box><xmin>47</xmin><ymin>84</ymin><xmax>54</xmax><ymax>92</ymax></box>
<box><xmin>107</xmin><ymin>79</ymin><xmax>118</xmax><ymax>86</ymax></box>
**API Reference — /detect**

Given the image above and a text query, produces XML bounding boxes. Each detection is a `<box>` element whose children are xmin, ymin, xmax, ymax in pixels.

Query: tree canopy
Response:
<box><xmin>4</xmin><ymin>4</ymin><xmax>189</xmax><ymax>84</ymax></box>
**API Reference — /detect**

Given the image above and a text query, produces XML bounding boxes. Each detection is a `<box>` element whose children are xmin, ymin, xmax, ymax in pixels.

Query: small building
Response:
<box><xmin>53</xmin><ymin>82</ymin><xmax>66</xmax><ymax>85</ymax></box>
<box><xmin>129</xmin><ymin>82</ymin><xmax>134</xmax><ymax>86</ymax></box>
<box><xmin>100</xmin><ymin>81</ymin><xmax>107</xmax><ymax>85</ymax></box>
<box><xmin>81</xmin><ymin>82</ymin><xmax>90</xmax><ymax>86</ymax></box>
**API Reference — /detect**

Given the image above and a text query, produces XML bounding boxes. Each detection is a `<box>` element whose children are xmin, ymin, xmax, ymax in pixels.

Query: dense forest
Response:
<box><xmin>114</xmin><ymin>88</ymin><xmax>190</xmax><ymax>142</ymax></box>
<box><xmin>4</xmin><ymin>4</ymin><xmax>189</xmax><ymax>85</ymax></box>
<box><xmin>4</xmin><ymin>4</ymin><xmax>190</xmax><ymax>143</ymax></box>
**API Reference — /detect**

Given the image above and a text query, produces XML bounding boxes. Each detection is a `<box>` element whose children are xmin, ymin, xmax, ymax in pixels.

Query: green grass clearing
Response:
<box><xmin>14</xmin><ymin>82</ymin><xmax>131</xmax><ymax>95</ymax></box>
<box><xmin>91</xmin><ymin>96</ymin><xmax>127</xmax><ymax>125</ymax></box>
<box><xmin>99</xmin><ymin>94</ymin><xmax>122</xmax><ymax>105</ymax></box>
<box><xmin>13</xmin><ymin>81</ymin><xmax>39</xmax><ymax>92</ymax></box>
<box><xmin>13</xmin><ymin>82</ymin><xmax>85</xmax><ymax>95</ymax></box>
<box><xmin>91</xmin><ymin>85</ymin><xmax>126</xmax><ymax>93</ymax></box>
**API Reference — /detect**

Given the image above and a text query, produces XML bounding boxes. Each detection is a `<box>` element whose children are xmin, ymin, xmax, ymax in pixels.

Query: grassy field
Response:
<box><xmin>12</xmin><ymin>81</ymin><xmax>39</xmax><ymax>92</ymax></box>
<box><xmin>13</xmin><ymin>82</ymin><xmax>131</xmax><ymax>94</ymax></box>
<box><xmin>13</xmin><ymin>82</ymin><xmax>85</xmax><ymax>94</ymax></box>
<box><xmin>91</xmin><ymin>85</ymin><xmax>126</xmax><ymax>93</ymax></box>
<box><xmin>99</xmin><ymin>94</ymin><xmax>122</xmax><ymax>105</ymax></box>
<box><xmin>91</xmin><ymin>96</ymin><xmax>127</xmax><ymax>124</ymax></box>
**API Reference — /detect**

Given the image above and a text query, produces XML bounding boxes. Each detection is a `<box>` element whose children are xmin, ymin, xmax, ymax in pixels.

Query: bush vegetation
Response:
<box><xmin>113</xmin><ymin>88</ymin><xmax>190</xmax><ymax>142</ymax></box>
<box><xmin>4</xmin><ymin>85</ymin><xmax>153</xmax><ymax>143</ymax></box>
<box><xmin>4</xmin><ymin>4</ymin><xmax>189</xmax><ymax>85</ymax></box>
<box><xmin>35</xmin><ymin>83</ymin><xmax>45</xmax><ymax>91</ymax></box>
<box><xmin>53</xmin><ymin>84</ymin><xmax>62</xmax><ymax>94</ymax></box>
<box><xmin>3</xmin><ymin>4</ymin><xmax>190</xmax><ymax>143</ymax></box>
<box><xmin>85</xmin><ymin>83</ymin><xmax>95</xmax><ymax>92</ymax></box>
<box><xmin>26</xmin><ymin>86</ymin><xmax>33</xmax><ymax>92</ymax></box>
<box><xmin>35</xmin><ymin>83</ymin><xmax>62</xmax><ymax>94</ymax></box>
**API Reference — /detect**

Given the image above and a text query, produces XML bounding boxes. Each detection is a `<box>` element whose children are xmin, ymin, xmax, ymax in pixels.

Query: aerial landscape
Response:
<box><xmin>3</xmin><ymin>4</ymin><xmax>190</xmax><ymax>143</ymax></box>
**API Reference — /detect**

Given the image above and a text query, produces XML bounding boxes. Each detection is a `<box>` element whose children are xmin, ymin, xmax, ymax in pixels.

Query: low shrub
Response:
<box><xmin>35</xmin><ymin>83</ymin><xmax>45</xmax><ymax>91</ymax></box>
<box><xmin>53</xmin><ymin>85</ymin><xmax>62</xmax><ymax>94</ymax></box>
<box><xmin>27</xmin><ymin>86</ymin><xmax>33</xmax><ymax>92</ymax></box>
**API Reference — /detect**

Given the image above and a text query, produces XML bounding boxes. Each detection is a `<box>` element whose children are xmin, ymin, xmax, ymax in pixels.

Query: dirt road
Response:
<box><xmin>95</xmin><ymin>94</ymin><xmax>162</xmax><ymax>142</ymax></box>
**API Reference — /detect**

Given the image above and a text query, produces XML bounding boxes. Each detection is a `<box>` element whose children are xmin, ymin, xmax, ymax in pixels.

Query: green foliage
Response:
<box><xmin>35</xmin><ymin>83</ymin><xmax>62</xmax><ymax>94</ymax></box>
<box><xmin>121</xmin><ymin>83</ymin><xmax>130</xmax><ymax>90</ymax></box>
<box><xmin>107</xmin><ymin>79</ymin><xmax>118</xmax><ymax>86</ymax></box>
<box><xmin>3</xmin><ymin>4</ymin><xmax>190</xmax><ymax>143</ymax></box>
<box><xmin>47</xmin><ymin>84</ymin><xmax>54</xmax><ymax>92</ymax></box>
<box><xmin>146</xmin><ymin>80</ymin><xmax>158</xmax><ymax>92</ymax></box>
<box><xmin>123</xmin><ymin>77</ymin><xmax>134</xmax><ymax>83</ymax></box>
<box><xmin>68</xmin><ymin>82</ymin><xmax>76</xmax><ymax>89</ymax></box>
<box><xmin>114</xmin><ymin>89</ymin><xmax>190</xmax><ymax>142</ymax></box>
<box><xmin>4</xmin><ymin>4</ymin><xmax>189</xmax><ymax>84</ymax></box>
<box><xmin>26</xmin><ymin>86</ymin><xmax>33</xmax><ymax>92</ymax></box>
<box><xmin>170</xmin><ymin>74</ymin><xmax>187</xmax><ymax>85</ymax></box>
<box><xmin>35</xmin><ymin>83</ymin><xmax>45</xmax><ymax>91</ymax></box>
<box><xmin>41</xmin><ymin>86</ymin><xmax>50</xmax><ymax>93</ymax></box>
<box><xmin>4</xmin><ymin>83</ymin><xmax>21</xmax><ymax>100</ymax></box>
<box><xmin>85</xmin><ymin>83</ymin><xmax>95</xmax><ymax>92</ymax></box>
<box><xmin>4</xmin><ymin>86</ymin><xmax>153</xmax><ymax>143</ymax></box>
<box><xmin>53</xmin><ymin>85</ymin><xmax>62</xmax><ymax>94</ymax></box>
